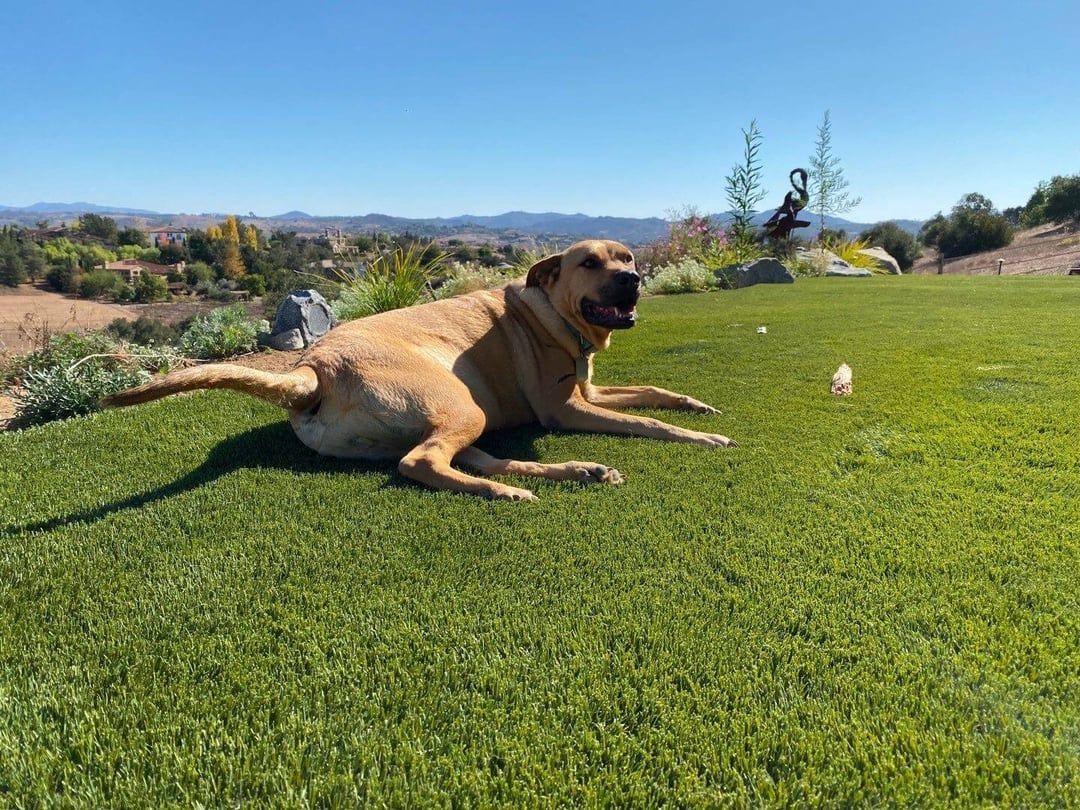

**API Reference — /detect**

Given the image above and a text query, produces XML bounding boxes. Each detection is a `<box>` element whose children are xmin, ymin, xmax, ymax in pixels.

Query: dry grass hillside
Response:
<box><xmin>909</xmin><ymin>223</ymin><xmax>1080</xmax><ymax>276</ymax></box>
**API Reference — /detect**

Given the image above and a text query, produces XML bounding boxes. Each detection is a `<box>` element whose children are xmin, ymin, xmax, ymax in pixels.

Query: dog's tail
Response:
<box><xmin>99</xmin><ymin>363</ymin><xmax>321</xmax><ymax>412</ymax></box>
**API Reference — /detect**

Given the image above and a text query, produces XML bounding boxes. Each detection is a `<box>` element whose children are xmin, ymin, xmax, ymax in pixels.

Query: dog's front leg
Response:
<box><xmin>584</xmin><ymin>384</ymin><xmax>719</xmax><ymax>414</ymax></box>
<box><xmin>548</xmin><ymin>400</ymin><xmax>736</xmax><ymax>448</ymax></box>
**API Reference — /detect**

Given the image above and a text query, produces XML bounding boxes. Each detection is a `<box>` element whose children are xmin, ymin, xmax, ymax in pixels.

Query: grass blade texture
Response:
<box><xmin>1</xmin><ymin>276</ymin><xmax>1079</xmax><ymax>806</ymax></box>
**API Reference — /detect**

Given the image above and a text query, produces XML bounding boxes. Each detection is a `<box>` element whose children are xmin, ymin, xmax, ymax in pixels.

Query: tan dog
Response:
<box><xmin>102</xmin><ymin>240</ymin><xmax>736</xmax><ymax>500</ymax></box>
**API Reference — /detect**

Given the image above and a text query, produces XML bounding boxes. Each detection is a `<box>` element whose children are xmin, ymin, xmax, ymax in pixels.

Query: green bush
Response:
<box><xmin>7</xmin><ymin>331</ymin><xmax>118</xmax><ymax>382</ymax></box>
<box><xmin>642</xmin><ymin>259</ymin><xmax>720</xmax><ymax>295</ymax></box>
<box><xmin>6</xmin><ymin>330</ymin><xmax>180</xmax><ymax>427</ymax></box>
<box><xmin>107</xmin><ymin>316</ymin><xmax>183</xmax><ymax>347</ymax></box>
<box><xmin>859</xmin><ymin>222</ymin><xmax>922</xmax><ymax>271</ymax></box>
<box><xmin>1044</xmin><ymin>174</ymin><xmax>1080</xmax><ymax>227</ymax></box>
<box><xmin>194</xmin><ymin>279</ymin><xmax>240</xmax><ymax>302</ymax></box>
<box><xmin>79</xmin><ymin>269</ymin><xmax>125</xmax><ymax>300</ymax></box>
<box><xmin>12</xmin><ymin>364</ymin><xmax>149</xmax><ymax>427</ymax></box>
<box><xmin>332</xmin><ymin>244</ymin><xmax>446</xmax><ymax>320</ymax></box>
<box><xmin>45</xmin><ymin>258</ymin><xmax>79</xmax><ymax>293</ymax></box>
<box><xmin>430</xmin><ymin>263</ymin><xmax>513</xmax><ymax>300</ymax></box>
<box><xmin>179</xmin><ymin>305</ymin><xmax>269</xmax><ymax>359</ymax></box>
<box><xmin>133</xmin><ymin>272</ymin><xmax>168</xmax><ymax>303</ymax></box>
<box><xmin>920</xmin><ymin>194</ymin><xmax>1014</xmax><ymax>258</ymax></box>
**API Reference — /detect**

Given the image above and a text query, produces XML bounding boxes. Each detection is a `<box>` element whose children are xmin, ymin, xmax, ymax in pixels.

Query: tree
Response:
<box><xmin>918</xmin><ymin>213</ymin><xmax>948</xmax><ymax>247</ymax></box>
<box><xmin>724</xmin><ymin>120</ymin><xmax>768</xmax><ymax>245</ymax></box>
<box><xmin>1043</xmin><ymin>174</ymin><xmax>1080</xmax><ymax>227</ymax></box>
<box><xmin>808</xmin><ymin>110</ymin><xmax>861</xmax><ymax>238</ymax></box>
<box><xmin>244</xmin><ymin>224</ymin><xmax>259</xmax><ymax>251</ymax></box>
<box><xmin>117</xmin><ymin>227</ymin><xmax>149</xmax><ymax>248</ymax></box>
<box><xmin>936</xmin><ymin>193</ymin><xmax>1013</xmax><ymax>258</ymax></box>
<box><xmin>77</xmin><ymin>213</ymin><xmax>119</xmax><ymax>244</ymax></box>
<box><xmin>218</xmin><ymin>216</ymin><xmax>245</xmax><ymax>278</ymax></box>
<box><xmin>0</xmin><ymin>231</ymin><xmax>28</xmax><ymax>286</ymax></box>
<box><xmin>133</xmin><ymin>271</ymin><xmax>168</xmax><ymax>302</ymax></box>
<box><xmin>222</xmin><ymin>241</ymin><xmax>246</xmax><ymax>279</ymax></box>
<box><xmin>859</xmin><ymin>221</ymin><xmax>922</xmax><ymax>271</ymax></box>
<box><xmin>20</xmin><ymin>240</ymin><xmax>46</xmax><ymax>282</ymax></box>
<box><xmin>223</xmin><ymin>215</ymin><xmax>241</xmax><ymax>245</ymax></box>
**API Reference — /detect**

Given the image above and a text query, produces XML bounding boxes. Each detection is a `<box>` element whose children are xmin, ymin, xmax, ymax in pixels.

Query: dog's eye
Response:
<box><xmin>582</xmin><ymin>257</ymin><xmax>599</xmax><ymax>269</ymax></box>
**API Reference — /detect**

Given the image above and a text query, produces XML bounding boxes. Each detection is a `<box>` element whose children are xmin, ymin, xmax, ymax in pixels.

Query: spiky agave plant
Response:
<box><xmin>331</xmin><ymin>243</ymin><xmax>449</xmax><ymax>320</ymax></box>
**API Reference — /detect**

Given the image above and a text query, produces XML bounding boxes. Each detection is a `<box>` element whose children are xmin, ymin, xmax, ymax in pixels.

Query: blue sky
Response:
<box><xmin>2</xmin><ymin>0</ymin><xmax>1076</xmax><ymax>223</ymax></box>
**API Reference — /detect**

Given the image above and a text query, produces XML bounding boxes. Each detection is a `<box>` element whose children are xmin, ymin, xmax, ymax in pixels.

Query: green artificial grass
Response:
<box><xmin>2</xmin><ymin>276</ymin><xmax>1079</xmax><ymax>806</ymax></box>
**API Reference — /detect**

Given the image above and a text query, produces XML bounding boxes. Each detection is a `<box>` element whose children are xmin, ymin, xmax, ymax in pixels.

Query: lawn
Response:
<box><xmin>2</xmin><ymin>276</ymin><xmax>1079</xmax><ymax>806</ymax></box>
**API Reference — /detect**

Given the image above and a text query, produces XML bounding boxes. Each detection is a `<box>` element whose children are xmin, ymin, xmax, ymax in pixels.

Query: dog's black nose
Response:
<box><xmin>614</xmin><ymin>270</ymin><xmax>640</xmax><ymax>288</ymax></box>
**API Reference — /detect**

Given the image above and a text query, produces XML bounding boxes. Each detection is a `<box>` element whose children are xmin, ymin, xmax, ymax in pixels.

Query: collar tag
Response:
<box><xmin>575</xmin><ymin>354</ymin><xmax>590</xmax><ymax>382</ymax></box>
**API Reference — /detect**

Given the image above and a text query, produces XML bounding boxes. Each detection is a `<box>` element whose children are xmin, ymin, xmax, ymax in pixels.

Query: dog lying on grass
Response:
<box><xmin>102</xmin><ymin>240</ymin><xmax>736</xmax><ymax>500</ymax></box>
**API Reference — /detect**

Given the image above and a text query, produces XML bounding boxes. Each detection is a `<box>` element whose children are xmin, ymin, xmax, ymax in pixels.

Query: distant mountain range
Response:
<box><xmin>0</xmin><ymin>201</ymin><xmax>161</xmax><ymax>216</ymax></box>
<box><xmin>0</xmin><ymin>201</ymin><xmax>923</xmax><ymax>245</ymax></box>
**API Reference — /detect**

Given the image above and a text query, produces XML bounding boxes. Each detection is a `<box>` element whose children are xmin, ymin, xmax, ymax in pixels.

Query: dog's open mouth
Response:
<box><xmin>581</xmin><ymin>298</ymin><xmax>637</xmax><ymax>329</ymax></box>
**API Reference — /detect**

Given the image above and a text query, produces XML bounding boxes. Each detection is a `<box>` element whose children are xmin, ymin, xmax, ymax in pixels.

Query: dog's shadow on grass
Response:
<box><xmin>5</xmin><ymin>421</ymin><xmax>552</xmax><ymax>536</ymax></box>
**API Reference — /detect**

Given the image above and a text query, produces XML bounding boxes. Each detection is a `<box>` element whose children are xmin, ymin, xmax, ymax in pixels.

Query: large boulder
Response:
<box><xmin>797</xmin><ymin>248</ymin><xmax>873</xmax><ymax>278</ymax></box>
<box><xmin>258</xmin><ymin>289</ymin><xmax>336</xmax><ymax>351</ymax></box>
<box><xmin>734</xmin><ymin>257</ymin><xmax>795</xmax><ymax>289</ymax></box>
<box><xmin>857</xmin><ymin>246</ymin><xmax>902</xmax><ymax>275</ymax></box>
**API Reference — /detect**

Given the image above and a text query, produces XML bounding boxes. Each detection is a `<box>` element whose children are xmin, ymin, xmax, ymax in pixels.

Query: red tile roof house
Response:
<box><xmin>103</xmin><ymin>258</ymin><xmax>186</xmax><ymax>291</ymax></box>
<box><xmin>147</xmin><ymin>227</ymin><xmax>188</xmax><ymax>247</ymax></box>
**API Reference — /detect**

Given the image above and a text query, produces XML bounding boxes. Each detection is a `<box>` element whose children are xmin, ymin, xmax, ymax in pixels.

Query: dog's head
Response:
<box><xmin>526</xmin><ymin>240</ymin><xmax>640</xmax><ymax>339</ymax></box>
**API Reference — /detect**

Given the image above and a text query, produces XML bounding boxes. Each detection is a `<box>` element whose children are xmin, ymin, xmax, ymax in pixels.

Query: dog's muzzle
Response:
<box><xmin>582</xmin><ymin>271</ymin><xmax>640</xmax><ymax>329</ymax></box>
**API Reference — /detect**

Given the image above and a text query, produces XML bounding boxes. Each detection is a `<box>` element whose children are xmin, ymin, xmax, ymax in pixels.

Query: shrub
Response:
<box><xmin>638</xmin><ymin>208</ymin><xmax>729</xmax><ymax>275</ymax></box>
<box><xmin>195</xmin><ymin>279</ymin><xmax>240</xmax><ymax>302</ymax></box>
<box><xmin>430</xmin><ymin>263</ymin><xmax>513</xmax><ymax>300</ymax></box>
<box><xmin>642</xmin><ymin>259</ymin><xmax>720</xmax><ymax>295</ymax></box>
<box><xmin>78</xmin><ymin>269</ymin><xmax>123</xmax><ymax>300</ymax></box>
<box><xmin>332</xmin><ymin>244</ymin><xmax>447</xmax><ymax>320</ymax></box>
<box><xmin>133</xmin><ymin>272</ymin><xmax>168</xmax><ymax>303</ymax></box>
<box><xmin>12</xmin><ymin>364</ymin><xmax>149</xmax><ymax>427</ymax></box>
<box><xmin>179</xmin><ymin>305</ymin><xmax>268</xmax><ymax>359</ymax></box>
<box><xmin>920</xmin><ymin>195</ymin><xmax>1014</xmax><ymax>258</ymax></box>
<box><xmin>859</xmin><ymin>222</ymin><xmax>922</xmax><ymax>271</ymax></box>
<box><xmin>185</xmin><ymin>261</ymin><xmax>215</xmax><ymax>285</ymax></box>
<box><xmin>107</xmin><ymin>316</ymin><xmax>183</xmax><ymax>347</ymax></box>
<box><xmin>8</xmin><ymin>331</ymin><xmax>118</xmax><ymax>381</ymax></box>
<box><xmin>6</xmin><ymin>330</ymin><xmax>180</xmax><ymax>427</ymax></box>
<box><xmin>45</xmin><ymin>259</ymin><xmax>79</xmax><ymax>293</ymax></box>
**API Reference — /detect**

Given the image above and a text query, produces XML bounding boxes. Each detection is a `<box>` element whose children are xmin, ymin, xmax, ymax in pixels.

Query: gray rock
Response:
<box><xmin>269</xmin><ymin>289</ymin><xmax>336</xmax><ymax>347</ymax></box>
<box><xmin>857</xmin><ymin>246</ymin><xmax>902</xmax><ymax>275</ymax></box>
<box><xmin>735</xmin><ymin>257</ymin><xmax>795</xmax><ymax>289</ymax></box>
<box><xmin>796</xmin><ymin>248</ymin><xmax>873</xmax><ymax>278</ymax></box>
<box><xmin>257</xmin><ymin>328</ymin><xmax>305</xmax><ymax>351</ymax></box>
<box><xmin>825</xmin><ymin>264</ymin><xmax>873</xmax><ymax>278</ymax></box>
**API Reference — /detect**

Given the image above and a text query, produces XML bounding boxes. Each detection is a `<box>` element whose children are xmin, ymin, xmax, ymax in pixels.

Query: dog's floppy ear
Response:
<box><xmin>526</xmin><ymin>252</ymin><xmax>563</xmax><ymax>288</ymax></box>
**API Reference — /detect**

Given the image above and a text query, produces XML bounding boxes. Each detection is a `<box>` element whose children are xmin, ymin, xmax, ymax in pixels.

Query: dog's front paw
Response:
<box><xmin>560</xmin><ymin>461</ymin><xmax>625</xmax><ymax>484</ymax></box>
<box><xmin>577</xmin><ymin>464</ymin><xmax>625</xmax><ymax>485</ymax></box>
<box><xmin>679</xmin><ymin>395</ymin><xmax>720</xmax><ymax>414</ymax></box>
<box><xmin>489</xmin><ymin>484</ymin><xmax>538</xmax><ymax>502</ymax></box>
<box><xmin>695</xmin><ymin>433</ymin><xmax>738</xmax><ymax>449</ymax></box>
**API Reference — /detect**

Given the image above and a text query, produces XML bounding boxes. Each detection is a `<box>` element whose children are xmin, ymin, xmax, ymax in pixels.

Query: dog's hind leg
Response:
<box><xmin>454</xmin><ymin>447</ymin><xmax>624</xmax><ymax>485</ymax></box>
<box><xmin>396</xmin><ymin>407</ymin><xmax>538</xmax><ymax>502</ymax></box>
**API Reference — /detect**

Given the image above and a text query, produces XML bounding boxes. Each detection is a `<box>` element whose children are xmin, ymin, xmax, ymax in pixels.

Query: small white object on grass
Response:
<box><xmin>831</xmin><ymin>363</ymin><xmax>852</xmax><ymax>396</ymax></box>
<box><xmin>756</xmin><ymin>326</ymin><xmax>767</xmax><ymax>334</ymax></box>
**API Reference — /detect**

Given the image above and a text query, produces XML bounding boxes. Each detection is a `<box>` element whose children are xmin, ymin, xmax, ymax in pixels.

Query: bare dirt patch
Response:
<box><xmin>0</xmin><ymin>285</ymin><xmax>132</xmax><ymax>354</ymax></box>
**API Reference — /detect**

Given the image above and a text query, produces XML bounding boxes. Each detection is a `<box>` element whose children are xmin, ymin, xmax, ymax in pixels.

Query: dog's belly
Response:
<box><xmin>290</xmin><ymin>405</ymin><xmax>419</xmax><ymax>460</ymax></box>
